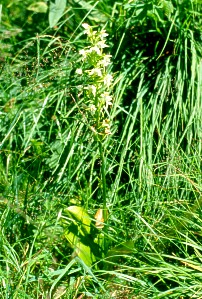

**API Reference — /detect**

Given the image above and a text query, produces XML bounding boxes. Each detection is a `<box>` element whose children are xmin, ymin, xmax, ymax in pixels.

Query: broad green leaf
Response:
<box><xmin>65</xmin><ymin>229</ymin><xmax>96</xmax><ymax>266</ymax></box>
<box><xmin>27</xmin><ymin>2</ymin><xmax>48</xmax><ymax>13</ymax></box>
<box><xmin>64</xmin><ymin>206</ymin><xmax>91</xmax><ymax>234</ymax></box>
<box><xmin>49</xmin><ymin>0</ymin><xmax>66</xmax><ymax>28</ymax></box>
<box><xmin>63</xmin><ymin>206</ymin><xmax>101</xmax><ymax>266</ymax></box>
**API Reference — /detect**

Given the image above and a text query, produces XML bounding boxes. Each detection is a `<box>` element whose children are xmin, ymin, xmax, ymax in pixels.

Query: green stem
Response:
<box><xmin>99</xmin><ymin>141</ymin><xmax>107</xmax><ymax>215</ymax></box>
<box><xmin>99</xmin><ymin>140</ymin><xmax>107</xmax><ymax>253</ymax></box>
<box><xmin>94</xmin><ymin>93</ymin><xmax>108</xmax><ymax>254</ymax></box>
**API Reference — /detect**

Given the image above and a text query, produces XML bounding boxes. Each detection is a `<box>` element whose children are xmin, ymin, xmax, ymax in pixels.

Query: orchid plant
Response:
<box><xmin>76</xmin><ymin>23</ymin><xmax>114</xmax><ymax>225</ymax></box>
<box><xmin>62</xmin><ymin>23</ymin><xmax>115</xmax><ymax>265</ymax></box>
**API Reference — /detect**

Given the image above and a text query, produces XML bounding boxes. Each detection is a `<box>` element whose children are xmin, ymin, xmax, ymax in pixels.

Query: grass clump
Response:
<box><xmin>0</xmin><ymin>0</ymin><xmax>202</xmax><ymax>298</ymax></box>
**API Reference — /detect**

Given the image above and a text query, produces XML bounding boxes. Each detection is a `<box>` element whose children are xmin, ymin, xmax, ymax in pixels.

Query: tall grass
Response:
<box><xmin>0</xmin><ymin>0</ymin><xmax>202</xmax><ymax>298</ymax></box>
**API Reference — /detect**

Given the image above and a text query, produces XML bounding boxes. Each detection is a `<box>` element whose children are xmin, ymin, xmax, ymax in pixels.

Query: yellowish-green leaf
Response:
<box><xmin>64</xmin><ymin>206</ymin><xmax>91</xmax><ymax>234</ymax></box>
<box><xmin>65</xmin><ymin>230</ymin><xmax>96</xmax><ymax>266</ymax></box>
<box><xmin>63</xmin><ymin>206</ymin><xmax>101</xmax><ymax>266</ymax></box>
<box><xmin>27</xmin><ymin>2</ymin><xmax>48</xmax><ymax>13</ymax></box>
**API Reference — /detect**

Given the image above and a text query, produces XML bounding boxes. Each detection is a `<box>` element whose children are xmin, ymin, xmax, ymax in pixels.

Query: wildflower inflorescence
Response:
<box><xmin>76</xmin><ymin>23</ymin><xmax>113</xmax><ymax>137</ymax></box>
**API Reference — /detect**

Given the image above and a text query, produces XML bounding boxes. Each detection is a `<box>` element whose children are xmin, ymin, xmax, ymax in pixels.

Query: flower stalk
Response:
<box><xmin>75</xmin><ymin>23</ymin><xmax>113</xmax><ymax>252</ymax></box>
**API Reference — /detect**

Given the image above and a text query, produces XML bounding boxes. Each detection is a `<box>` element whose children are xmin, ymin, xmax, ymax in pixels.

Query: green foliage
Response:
<box><xmin>0</xmin><ymin>0</ymin><xmax>202</xmax><ymax>298</ymax></box>
<box><xmin>62</xmin><ymin>206</ymin><xmax>97</xmax><ymax>267</ymax></box>
<box><xmin>27</xmin><ymin>2</ymin><xmax>48</xmax><ymax>14</ymax></box>
<box><xmin>62</xmin><ymin>205</ymin><xmax>134</xmax><ymax>269</ymax></box>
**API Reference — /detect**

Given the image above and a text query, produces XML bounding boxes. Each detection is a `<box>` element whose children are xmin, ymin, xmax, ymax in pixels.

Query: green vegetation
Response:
<box><xmin>0</xmin><ymin>0</ymin><xmax>202</xmax><ymax>298</ymax></box>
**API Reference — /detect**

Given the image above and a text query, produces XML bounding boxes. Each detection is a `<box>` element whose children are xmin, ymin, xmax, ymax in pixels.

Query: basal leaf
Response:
<box><xmin>65</xmin><ymin>229</ymin><xmax>96</xmax><ymax>266</ymax></box>
<box><xmin>65</xmin><ymin>206</ymin><xmax>91</xmax><ymax>234</ymax></box>
<box><xmin>63</xmin><ymin>206</ymin><xmax>102</xmax><ymax>266</ymax></box>
<box><xmin>27</xmin><ymin>2</ymin><xmax>48</xmax><ymax>13</ymax></box>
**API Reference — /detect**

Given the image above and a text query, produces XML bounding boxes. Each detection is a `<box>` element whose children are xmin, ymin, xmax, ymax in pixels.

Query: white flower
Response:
<box><xmin>79</xmin><ymin>49</ymin><xmax>87</xmax><ymax>59</ymax></box>
<box><xmin>76</xmin><ymin>68</ymin><xmax>83</xmax><ymax>75</ymax></box>
<box><xmin>97</xmin><ymin>40</ymin><xmax>109</xmax><ymax>49</ymax></box>
<box><xmin>99</xmin><ymin>29</ymin><xmax>108</xmax><ymax>39</ymax></box>
<box><xmin>82</xmin><ymin>23</ymin><xmax>91</xmax><ymax>35</ymax></box>
<box><xmin>99</xmin><ymin>55</ymin><xmax>112</xmax><ymax>67</ymax></box>
<box><xmin>85</xmin><ymin>85</ymin><xmax>97</xmax><ymax>97</ymax></box>
<box><xmin>88</xmin><ymin>68</ymin><xmax>102</xmax><ymax>77</ymax></box>
<box><xmin>82</xmin><ymin>23</ymin><xmax>90</xmax><ymax>30</ymax></box>
<box><xmin>101</xmin><ymin>92</ymin><xmax>113</xmax><ymax>109</ymax></box>
<box><xmin>89</xmin><ymin>46</ymin><xmax>101</xmax><ymax>55</ymax></box>
<box><xmin>102</xmin><ymin>119</ymin><xmax>111</xmax><ymax>135</ymax></box>
<box><xmin>91</xmin><ymin>30</ymin><xmax>98</xmax><ymax>37</ymax></box>
<box><xmin>103</xmin><ymin>74</ymin><xmax>113</xmax><ymax>88</ymax></box>
<box><xmin>89</xmin><ymin>104</ymin><xmax>96</xmax><ymax>113</ymax></box>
